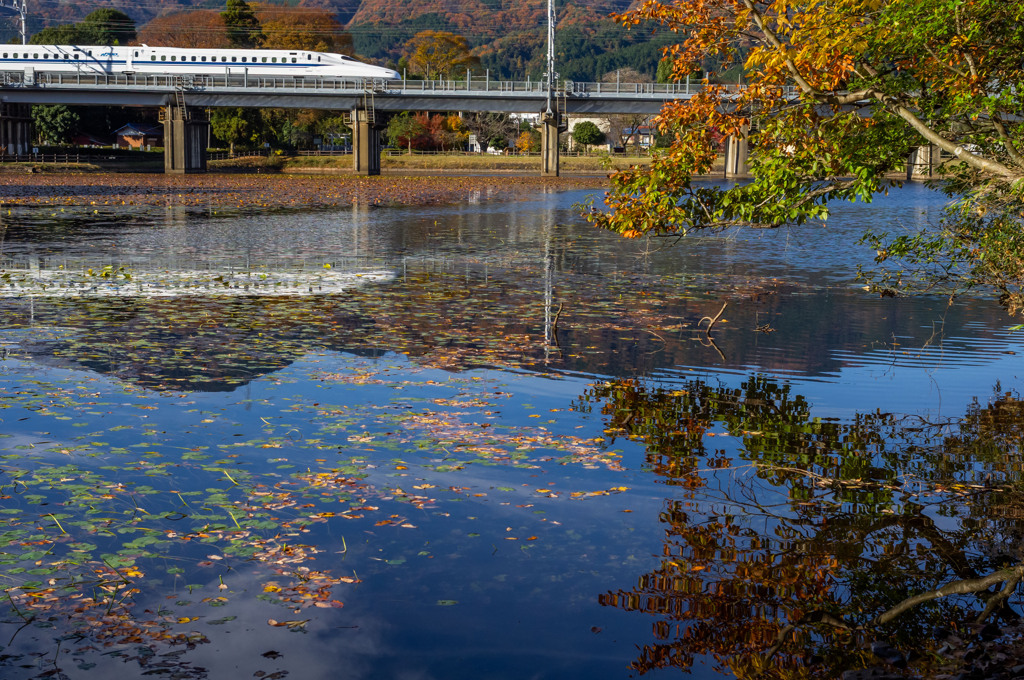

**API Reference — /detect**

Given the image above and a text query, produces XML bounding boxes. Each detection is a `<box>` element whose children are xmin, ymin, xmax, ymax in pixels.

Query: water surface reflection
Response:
<box><xmin>0</xmin><ymin>184</ymin><xmax>1020</xmax><ymax>679</ymax></box>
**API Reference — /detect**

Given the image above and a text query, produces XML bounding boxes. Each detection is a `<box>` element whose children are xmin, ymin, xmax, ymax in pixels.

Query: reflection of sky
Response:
<box><xmin>0</xmin><ymin>186</ymin><xmax>1020</xmax><ymax>679</ymax></box>
<box><xmin>0</xmin><ymin>182</ymin><xmax>949</xmax><ymax>292</ymax></box>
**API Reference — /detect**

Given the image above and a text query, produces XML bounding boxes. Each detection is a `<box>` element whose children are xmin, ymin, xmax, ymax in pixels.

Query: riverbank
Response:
<box><xmin>207</xmin><ymin>152</ymin><xmax>669</xmax><ymax>174</ymax></box>
<box><xmin>0</xmin><ymin>172</ymin><xmax>611</xmax><ymax>209</ymax></box>
<box><xmin>0</xmin><ymin>150</ymin><xmax>725</xmax><ymax>176</ymax></box>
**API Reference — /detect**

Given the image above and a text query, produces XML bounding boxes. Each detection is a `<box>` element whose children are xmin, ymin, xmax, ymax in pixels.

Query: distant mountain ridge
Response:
<box><xmin>10</xmin><ymin>0</ymin><xmax>662</xmax><ymax>81</ymax></box>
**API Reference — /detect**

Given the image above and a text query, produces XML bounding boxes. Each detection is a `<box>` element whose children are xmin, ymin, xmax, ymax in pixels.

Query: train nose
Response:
<box><xmin>380</xmin><ymin>67</ymin><xmax>400</xmax><ymax>80</ymax></box>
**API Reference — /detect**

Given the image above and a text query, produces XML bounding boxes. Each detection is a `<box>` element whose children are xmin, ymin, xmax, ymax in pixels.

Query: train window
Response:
<box><xmin>2</xmin><ymin>54</ymin><xmax>6</xmax><ymax>59</ymax></box>
<box><xmin>222</xmin><ymin>56</ymin><xmax>227</xmax><ymax>62</ymax></box>
<box><xmin>134</xmin><ymin>51</ymin><xmax>138</xmax><ymax>57</ymax></box>
<box><xmin>271</xmin><ymin>57</ymin><xmax>277</xmax><ymax>63</ymax></box>
<box><xmin>201</xmin><ymin>56</ymin><xmax>206</xmax><ymax>62</ymax></box>
<box><xmin>33</xmin><ymin>53</ymin><xmax>38</xmax><ymax>59</ymax></box>
<box><xmin>262</xmin><ymin>57</ymin><xmax>268</xmax><ymax>63</ymax></box>
<box><xmin>151</xmin><ymin>56</ymin><xmax>156</xmax><ymax>61</ymax></box>
<box><xmin>191</xmin><ymin>56</ymin><xmax>197</xmax><ymax>61</ymax></box>
<box><xmin>43</xmin><ymin>54</ymin><xmax>48</xmax><ymax>59</ymax></box>
<box><xmin>161</xmin><ymin>55</ymin><xmax>166</xmax><ymax>61</ymax></box>
<box><xmin>291</xmin><ymin>58</ymin><xmax>296</xmax><ymax>63</ymax></box>
<box><xmin>231</xmin><ymin>57</ymin><xmax>237</xmax><ymax>62</ymax></box>
<box><xmin>171</xmin><ymin>56</ymin><xmax>176</xmax><ymax>61</ymax></box>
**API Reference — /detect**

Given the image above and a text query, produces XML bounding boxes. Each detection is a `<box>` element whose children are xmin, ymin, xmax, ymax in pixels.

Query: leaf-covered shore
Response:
<box><xmin>0</xmin><ymin>173</ymin><xmax>609</xmax><ymax>210</ymax></box>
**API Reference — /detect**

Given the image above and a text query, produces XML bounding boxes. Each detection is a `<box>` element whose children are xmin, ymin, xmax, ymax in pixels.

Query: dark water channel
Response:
<box><xmin>0</xmin><ymin>183</ymin><xmax>1021</xmax><ymax>679</ymax></box>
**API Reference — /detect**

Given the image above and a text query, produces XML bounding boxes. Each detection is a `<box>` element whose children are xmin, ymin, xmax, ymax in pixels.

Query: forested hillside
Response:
<box><xmin>1</xmin><ymin>0</ymin><xmax>670</xmax><ymax>81</ymax></box>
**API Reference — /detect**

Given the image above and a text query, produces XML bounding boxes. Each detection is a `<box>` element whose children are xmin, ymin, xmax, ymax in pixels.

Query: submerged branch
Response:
<box><xmin>698</xmin><ymin>302</ymin><xmax>728</xmax><ymax>333</ymax></box>
<box><xmin>875</xmin><ymin>565</ymin><xmax>1024</xmax><ymax>626</ymax></box>
<box><xmin>976</xmin><ymin>575</ymin><xmax>1021</xmax><ymax>624</ymax></box>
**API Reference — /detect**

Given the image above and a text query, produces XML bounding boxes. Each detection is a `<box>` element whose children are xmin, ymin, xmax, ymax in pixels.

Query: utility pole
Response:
<box><xmin>540</xmin><ymin>0</ymin><xmax>561</xmax><ymax>176</ymax></box>
<box><xmin>544</xmin><ymin>0</ymin><xmax>556</xmax><ymax>117</ymax></box>
<box><xmin>0</xmin><ymin>0</ymin><xmax>27</xmax><ymax>44</ymax></box>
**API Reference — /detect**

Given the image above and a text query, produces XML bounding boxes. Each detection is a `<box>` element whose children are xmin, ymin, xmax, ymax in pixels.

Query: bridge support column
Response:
<box><xmin>724</xmin><ymin>130</ymin><xmax>749</xmax><ymax>179</ymax></box>
<box><xmin>0</xmin><ymin>104</ymin><xmax>32</xmax><ymax>155</ymax></box>
<box><xmin>907</xmin><ymin>144</ymin><xmax>938</xmax><ymax>180</ymax></box>
<box><xmin>540</xmin><ymin>111</ymin><xmax>562</xmax><ymax>177</ymax></box>
<box><xmin>351</xmin><ymin>108</ymin><xmax>381</xmax><ymax>176</ymax></box>
<box><xmin>162</xmin><ymin>105</ymin><xmax>208</xmax><ymax>174</ymax></box>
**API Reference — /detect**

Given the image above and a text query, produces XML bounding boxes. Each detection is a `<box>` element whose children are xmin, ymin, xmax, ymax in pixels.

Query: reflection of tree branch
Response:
<box><xmin>698</xmin><ymin>333</ymin><xmax>726</xmax><ymax>361</ymax></box>
<box><xmin>813</xmin><ymin>511</ymin><xmax>983</xmax><ymax>583</ymax></box>
<box><xmin>875</xmin><ymin>564</ymin><xmax>1024</xmax><ymax>626</ymax></box>
<box><xmin>976</xmin><ymin>573</ymin><xmax>1021</xmax><ymax>624</ymax></box>
<box><xmin>765</xmin><ymin>610</ymin><xmax>852</xmax><ymax>659</ymax></box>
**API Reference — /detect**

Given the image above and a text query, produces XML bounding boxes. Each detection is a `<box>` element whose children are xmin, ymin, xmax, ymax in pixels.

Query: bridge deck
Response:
<box><xmin>0</xmin><ymin>70</ymin><xmax>708</xmax><ymax>114</ymax></box>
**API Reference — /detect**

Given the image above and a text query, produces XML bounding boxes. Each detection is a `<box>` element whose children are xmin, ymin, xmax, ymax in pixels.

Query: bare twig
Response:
<box><xmin>698</xmin><ymin>301</ymin><xmax>728</xmax><ymax>333</ymax></box>
<box><xmin>551</xmin><ymin>301</ymin><xmax>563</xmax><ymax>347</ymax></box>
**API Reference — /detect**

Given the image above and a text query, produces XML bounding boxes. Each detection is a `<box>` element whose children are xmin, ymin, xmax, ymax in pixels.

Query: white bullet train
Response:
<box><xmin>1</xmin><ymin>44</ymin><xmax>400</xmax><ymax>79</ymax></box>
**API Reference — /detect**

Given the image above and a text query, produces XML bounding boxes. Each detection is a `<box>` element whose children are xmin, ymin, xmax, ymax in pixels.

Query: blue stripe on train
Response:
<box><xmin>0</xmin><ymin>58</ymin><xmax>319</xmax><ymax>68</ymax></box>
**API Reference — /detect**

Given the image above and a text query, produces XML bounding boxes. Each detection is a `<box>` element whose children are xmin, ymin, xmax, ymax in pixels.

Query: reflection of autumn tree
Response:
<box><xmin>575</xmin><ymin>376</ymin><xmax>895</xmax><ymax>503</ymax></box>
<box><xmin>578</xmin><ymin>378</ymin><xmax>1024</xmax><ymax>677</ymax></box>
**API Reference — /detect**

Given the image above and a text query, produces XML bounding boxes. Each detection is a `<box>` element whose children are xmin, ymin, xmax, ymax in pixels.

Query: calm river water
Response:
<box><xmin>0</xmin><ymin>181</ymin><xmax>1021</xmax><ymax>679</ymax></box>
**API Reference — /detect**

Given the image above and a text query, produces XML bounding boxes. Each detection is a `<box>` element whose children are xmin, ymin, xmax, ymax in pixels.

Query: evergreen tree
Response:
<box><xmin>29</xmin><ymin>9</ymin><xmax>135</xmax><ymax>45</ymax></box>
<box><xmin>572</xmin><ymin>121</ymin><xmax>604</xmax><ymax>152</ymax></box>
<box><xmin>80</xmin><ymin>9</ymin><xmax>136</xmax><ymax>45</ymax></box>
<box><xmin>221</xmin><ymin>0</ymin><xmax>263</xmax><ymax>49</ymax></box>
<box><xmin>32</xmin><ymin>105</ymin><xmax>79</xmax><ymax>145</ymax></box>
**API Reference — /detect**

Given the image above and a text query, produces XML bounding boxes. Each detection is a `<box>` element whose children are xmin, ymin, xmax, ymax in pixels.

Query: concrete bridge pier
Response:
<box><xmin>162</xmin><ymin>105</ymin><xmax>209</xmax><ymax>174</ymax></box>
<box><xmin>351</xmin><ymin>108</ymin><xmax>382</xmax><ymax>176</ymax></box>
<box><xmin>540</xmin><ymin>110</ymin><xmax>562</xmax><ymax>177</ymax></box>
<box><xmin>0</xmin><ymin>103</ymin><xmax>32</xmax><ymax>155</ymax></box>
<box><xmin>724</xmin><ymin>129</ymin><xmax>749</xmax><ymax>179</ymax></box>
<box><xmin>907</xmin><ymin>144</ymin><xmax>939</xmax><ymax>180</ymax></box>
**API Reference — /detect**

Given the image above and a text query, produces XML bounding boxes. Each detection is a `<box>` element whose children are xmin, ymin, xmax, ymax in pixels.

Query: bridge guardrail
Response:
<box><xmin>0</xmin><ymin>69</ymin><xmax>707</xmax><ymax>99</ymax></box>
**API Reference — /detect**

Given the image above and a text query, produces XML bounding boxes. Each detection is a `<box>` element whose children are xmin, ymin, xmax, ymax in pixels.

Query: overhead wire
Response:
<box><xmin>17</xmin><ymin>0</ymin><xmax>672</xmax><ymax>48</ymax></box>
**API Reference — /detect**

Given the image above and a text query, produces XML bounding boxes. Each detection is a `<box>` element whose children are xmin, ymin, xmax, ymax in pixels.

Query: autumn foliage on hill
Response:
<box><xmin>137</xmin><ymin>10</ymin><xmax>229</xmax><ymax>49</ymax></box>
<box><xmin>403</xmin><ymin>31</ymin><xmax>479</xmax><ymax>79</ymax></box>
<box><xmin>137</xmin><ymin>3</ymin><xmax>352</xmax><ymax>53</ymax></box>
<box><xmin>254</xmin><ymin>4</ymin><xmax>353</xmax><ymax>52</ymax></box>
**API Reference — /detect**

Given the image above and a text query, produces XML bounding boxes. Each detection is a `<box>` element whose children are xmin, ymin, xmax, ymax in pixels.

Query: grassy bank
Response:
<box><xmin>0</xmin><ymin>162</ymin><xmax>105</xmax><ymax>174</ymax></box>
<box><xmin>1</xmin><ymin>150</ymin><xmax>726</xmax><ymax>176</ymax></box>
<box><xmin>207</xmin><ymin>152</ymin><xmax>661</xmax><ymax>174</ymax></box>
